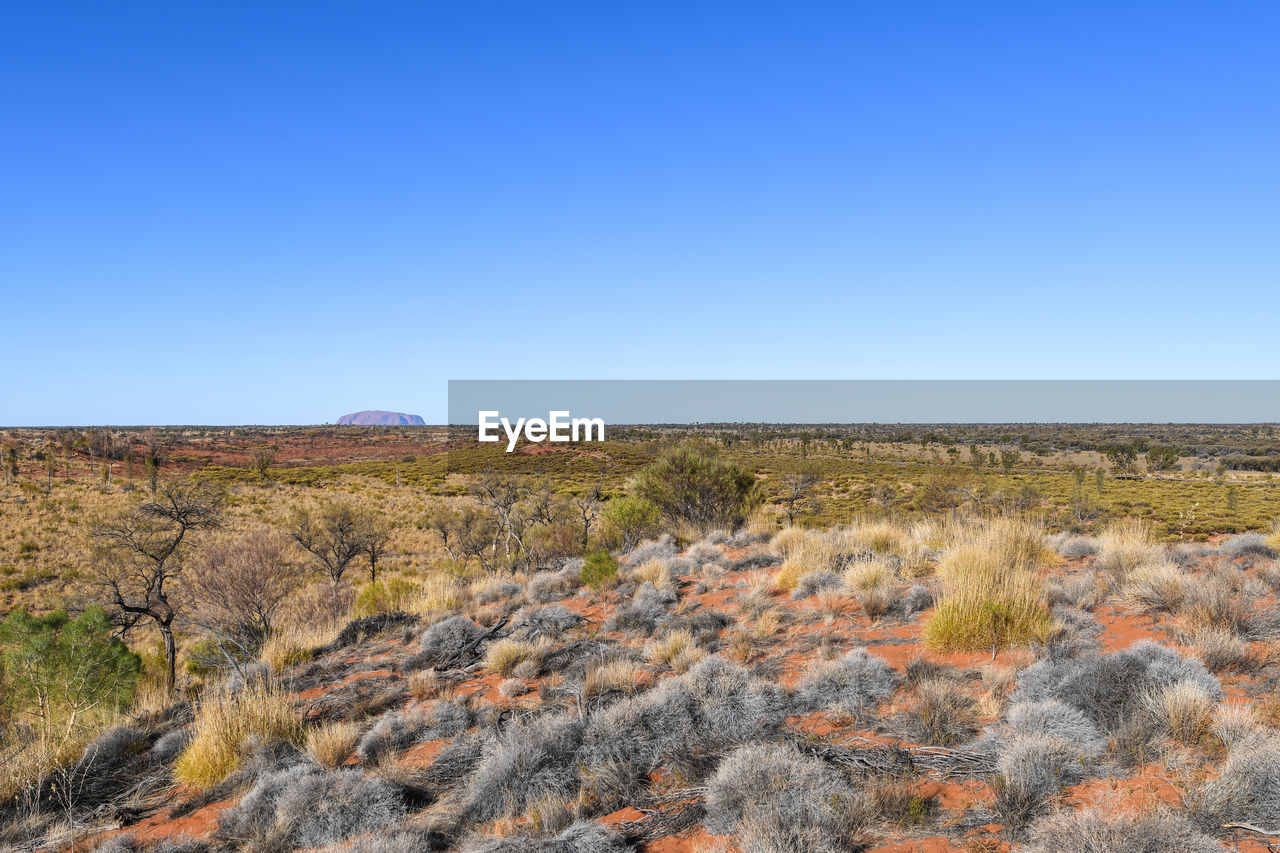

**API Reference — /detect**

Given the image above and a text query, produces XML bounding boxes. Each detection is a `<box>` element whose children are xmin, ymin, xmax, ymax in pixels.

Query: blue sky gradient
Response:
<box><xmin>2</xmin><ymin>2</ymin><xmax>1278</xmax><ymax>424</ymax></box>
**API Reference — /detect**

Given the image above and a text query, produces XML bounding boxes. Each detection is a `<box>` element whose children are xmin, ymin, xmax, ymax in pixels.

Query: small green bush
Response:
<box><xmin>353</xmin><ymin>578</ymin><xmax>420</xmax><ymax>617</ymax></box>
<box><xmin>0</xmin><ymin>605</ymin><xmax>140</xmax><ymax>729</ymax></box>
<box><xmin>602</xmin><ymin>495</ymin><xmax>662</xmax><ymax>550</ymax></box>
<box><xmin>581</xmin><ymin>549</ymin><xmax>619</xmax><ymax>590</ymax></box>
<box><xmin>632</xmin><ymin>445</ymin><xmax>762</xmax><ymax>531</ymax></box>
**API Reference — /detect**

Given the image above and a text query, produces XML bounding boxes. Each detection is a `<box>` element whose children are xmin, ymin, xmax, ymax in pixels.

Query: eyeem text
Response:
<box><xmin>477</xmin><ymin>410</ymin><xmax>606</xmax><ymax>452</ymax></box>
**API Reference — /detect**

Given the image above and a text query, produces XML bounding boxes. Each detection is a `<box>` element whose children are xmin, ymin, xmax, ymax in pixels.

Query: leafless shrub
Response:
<box><xmin>795</xmin><ymin>648</ymin><xmax>899</xmax><ymax>717</ymax></box>
<box><xmin>993</xmin><ymin>735</ymin><xmax>1088</xmax><ymax>829</ymax></box>
<box><xmin>704</xmin><ymin>742</ymin><xmax>870</xmax><ymax>853</ymax></box>
<box><xmin>188</xmin><ymin>528</ymin><xmax>303</xmax><ymax>671</ymax></box>
<box><xmin>1026</xmin><ymin>806</ymin><xmax>1223</xmax><ymax>853</ymax></box>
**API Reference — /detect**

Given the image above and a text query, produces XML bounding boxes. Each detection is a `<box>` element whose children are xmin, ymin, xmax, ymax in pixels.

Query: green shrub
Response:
<box><xmin>602</xmin><ymin>495</ymin><xmax>662</xmax><ymax>550</ymax></box>
<box><xmin>581</xmin><ymin>549</ymin><xmax>619</xmax><ymax>590</ymax></box>
<box><xmin>353</xmin><ymin>578</ymin><xmax>421</xmax><ymax>617</ymax></box>
<box><xmin>0</xmin><ymin>605</ymin><xmax>140</xmax><ymax>738</ymax></box>
<box><xmin>632</xmin><ymin>445</ymin><xmax>762</xmax><ymax>531</ymax></box>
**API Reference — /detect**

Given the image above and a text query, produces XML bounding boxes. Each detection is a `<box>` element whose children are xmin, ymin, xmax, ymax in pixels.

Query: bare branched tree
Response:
<box><xmin>571</xmin><ymin>483</ymin><xmax>604</xmax><ymax>554</ymax></box>
<box><xmin>429</xmin><ymin>504</ymin><xmax>496</xmax><ymax>569</ymax></box>
<box><xmin>187</xmin><ymin>527</ymin><xmax>302</xmax><ymax>676</ymax></box>
<box><xmin>248</xmin><ymin>445</ymin><xmax>278</xmax><ymax>481</ymax></box>
<box><xmin>472</xmin><ymin>471</ymin><xmax>524</xmax><ymax>559</ymax></box>
<box><xmin>290</xmin><ymin>501</ymin><xmax>371</xmax><ymax>587</ymax></box>
<box><xmin>778</xmin><ymin>466</ymin><xmax>821</xmax><ymax>526</ymax></box>
<box><xmin>90</xmin><ymin>481</ymin><xmax>224</xmax><ymax>691</ymax></box>
<box><xmin>358</xmin><ymin>516</ymin><xmax>393</xmax><ymax>583</ymax></box>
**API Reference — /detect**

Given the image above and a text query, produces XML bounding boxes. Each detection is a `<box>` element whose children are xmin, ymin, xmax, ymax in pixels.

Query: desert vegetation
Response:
<box><xmin>6</xmin><ymin>427</ymin><xmax>1280</xmax><ymax>851</ymax></box>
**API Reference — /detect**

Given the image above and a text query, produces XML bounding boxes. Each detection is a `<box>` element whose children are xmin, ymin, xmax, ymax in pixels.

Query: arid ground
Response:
<box><xmin>6</xmin><ymin>427</ymin><xmax>1280</xmax><ymax>852</ymax></box>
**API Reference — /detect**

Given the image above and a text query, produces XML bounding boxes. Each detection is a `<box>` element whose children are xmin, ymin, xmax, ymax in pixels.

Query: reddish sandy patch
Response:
<box><xmin>79</xmin><ymin>799</ymin><xmax>234</xmax><ymax>850</ymax></box>
<box><xmin>1066</xmin><ymin>766</ymin><xmax>1182</xmax><ymax>810</ymax></box>
<box><xmin>1094</xmin><ymin>603</ymin><xmax>1165</xmax><ymax>652</ymax></box>
<box><xmin>916</xmin><ymin>778</ymin><xmax>993</xmax><ymax>812</ymax></box>
<box><xmin>397</xmin><ymin>737</ymin><xmax>448</xmax><ymax>768</ymax></box>
<box><xmin>866</xmin><ymin>838</ymin><xmax>965</xmax><ymax>853</ymax></box>
<box><xmin>642</xmin><ymin>828</ymin><xmax>732</xmax><ymax>852</ymax></box>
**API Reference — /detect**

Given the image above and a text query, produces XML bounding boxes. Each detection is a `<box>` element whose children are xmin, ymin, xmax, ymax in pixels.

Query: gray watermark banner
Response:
<box><xmin>448</xmin><ymin>380</ymin><xmax>1280</xmax><ymax>427</ymax></box>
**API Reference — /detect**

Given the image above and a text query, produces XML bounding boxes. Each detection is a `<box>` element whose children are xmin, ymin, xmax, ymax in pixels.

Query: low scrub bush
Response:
<box><xmin>460</xmin><ymin>821</ymin><xmax>628</xmax><ymax>853</ymax></box>
<box><xmin>218</xmin><ymin>764</ymin><xmax>405</xmax><ymax>848</ymax></box>
<box><xmin>602</xmin><ymin>496</ymin><xmax>663</xmax><ymax>552</ymax></box>
<box><xmin>473</xmin><ymin>579</ymin><xmax>523</xmax><ymax>606</ymax></box>
<box><xmin>458</xmin><ymin>713</ymin><xmax>585</xmax><ymax>822</ymax></box>
<box><xmin>606</xmin><ymin>581</ymin><xmax>677</xmax><ymax>635</ymax></box>
<box><xmin>791</xmin><ymin>569</ymin><xmax>844</xmax><ymax>600</ymax></box>
<box><xmin>412</xmin><ymin>615</ymin><xmax>485</xmax><ymax>670</ymax></box>
<box><xmin>1010</xmin><ymin>641</ymin><xmax>1221</xmax><ymax>736</ymax></box>
<box><xmin>527</xmin><ymin>569</ymin><xmax>577</xmax><ymax>603</ymax></box>
<box><xmin>1190</xmin><ymin>732</ymin><xmax>1280</xmax><ymax>832</ymax></box>
<box><xmin>1006</xmin><ymin>700</ymin><xmax>1105</xmax><ymax>755</ymax></box>
<box><xmin>704</xmin><ymin>742</ymin><xmax>870</xmax><ymax>853</ymax></box>
<box><xmin>581</xmin><ymin>656</ymin><xmax>788</xmax><ymax>781</ymax></box>
<box><xmin>895</xmin><ymin>678</ymin><xmax>980</xmax><ymax>746</ymax></box>
<box><xmin>581</xmin><ymin>549</ymin><xmax>620</xmax><ymax>590</ymax></box>
<box><xmin>624</xmin><ymin>534</ymin><xmax>678</xmax><ymax>566</ymax></box>
<box><xmin>1048</xmin><ymin>533</ymin><xmax>1100</xmax><ymax>558</ymax></box>
<box><xmin>994</xmin><ymin>735</ymin><xmax>1088</xmax><ymax>829</ymax></box>
<box><xmin>152</xmin><ymin>728</ymin><xmax>194</xmax><ymax>763</ymax></box>
<box><xmin>1025</xmin><ymin>807</ymin><xmax>1223</xmax><ymax>853</ymax></box>
<box><xmin>795</xmin><ymin>648</ymin><xmax>899</xmax><ymax>717</ymax></box>
<box><xmin>1220</xmin><ymin>532</ymin><xmax>1277</xmax><ymax>560</ymax></box>
<box><xmin>514</xmin><ymin>605</ymin><xmax>581</xmax><ymax>639</ymax></box>
<box><xmin>631</xmin><ymin>445</ymin><xmax>763</xmax><ymax>531</ymax></box>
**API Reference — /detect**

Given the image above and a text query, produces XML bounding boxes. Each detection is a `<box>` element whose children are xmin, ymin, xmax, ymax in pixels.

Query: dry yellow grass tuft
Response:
<box><xmin>1146</xmin><ymin>680</ymin><xmax>1215</xmax><ymax>745</ymax></box>
<box><xmin>923</xmin><ymin>517</ymin><xmax>1051</xmax><ymax>653</ymax></box>
<box><xmin>305</xmin><ymin>721</ymin><xmax>360</xmax><ymax>768</ymax></box>
<box><xmin>260</xmin><ymin>619</ymin><xmax>344</xmax><ymax>673</ymax></box>
<box><xmin>1121</xmin><ymin>560</ymin><xmax>1185</xmax><ymax>611</ymax></box>
<box><xmin>407</xmin><ymin>669</ymin><xmax>442</xmax><ymax>700</ymax></box>
<box><xmin>408</xmin><ymin>573</ymin><xmax>469</xmax><ymax>614</ymax></box>
<box><xmin>646</xmin><ymin>628</ymin><xmax>699</xmax><ymax>668</ymax></box>
<box><xmin>630</xmin><ymin>559</ymin><xmax>674</xmax><ymax>590</ymax></box>
<box><xmin>583</xmin><ymin>659</ymin><xmax>644</xmax><ymax>698</ymax></box>
<box><xmin>771</xmin><ymin>526</ymin><xmax>810</xmax><ymax>559</ymax></box>
<box><xmin>747</xmin><ymin>504</ymin><xmax>783</xmax><ymax>538</ymax></box>
<box><xmin>845</xmin><ymin>557</ymin><xmax>895</xmax><ymax>591</ymax></box>
<box><xmin>1099</xmin><ymin>519</ymin><xmax>1163</xmax><ymax>579</ymax></box>
<box><xmin>174</xmin><ymin>680</ymin><xmax>303</xmax><ymax>787</ymax></box>
<box><xmin>772</xmin><ymin>558</ymin><xmax>808</xmax><ymax>593</ymax></box>
<box><xmin>483</xmin><ymin>638</ymin><xmax>544</xmax><ymax>677</ymax></box>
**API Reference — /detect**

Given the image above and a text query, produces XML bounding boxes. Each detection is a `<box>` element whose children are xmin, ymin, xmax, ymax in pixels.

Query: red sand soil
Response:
<box><xmin>69</xmin><ymin>537</ymin><xmax>1280</xmax><ymax>853</ymax></box>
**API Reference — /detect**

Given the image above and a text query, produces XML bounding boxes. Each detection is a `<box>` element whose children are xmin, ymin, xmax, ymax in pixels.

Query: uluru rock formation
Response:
<box><xmin>336</xmin><ymin>410</ymin><xmax>426</xmax><ymax>426</ymax></box>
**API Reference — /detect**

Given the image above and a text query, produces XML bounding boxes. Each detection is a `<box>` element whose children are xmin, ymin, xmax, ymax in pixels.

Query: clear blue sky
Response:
<box><xmin>2</xmin><ymin>2</ymin><xmax>1278</xmax><ymax>425</ymax></box>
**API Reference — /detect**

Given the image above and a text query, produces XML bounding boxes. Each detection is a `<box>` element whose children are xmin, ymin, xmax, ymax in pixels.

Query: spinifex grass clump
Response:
<box><xmin>923</xmin><ymin>517</ymin><xmax>1052</xmax><ymax>653</ymax></box>
<box><xmin>174</xmin><ymin>679</ymin><xmax>304</xmax><ymax>787</ymax></box>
